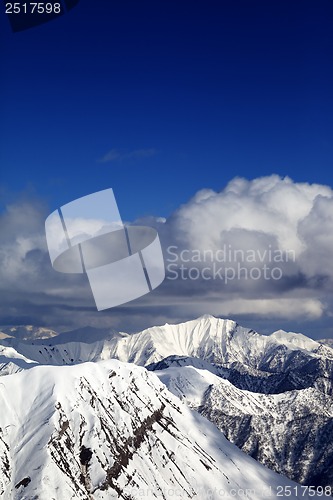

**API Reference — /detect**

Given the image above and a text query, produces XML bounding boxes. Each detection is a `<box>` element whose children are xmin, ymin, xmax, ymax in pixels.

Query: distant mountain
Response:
<box><xmin>0</xmin><ymin>325</ymin><xmax>57</xmax><ymax>340</ymax></box>
<box><xmin>0</xmin><ymin>315</ymin><xmax>332</xmax><ymax>491</ymax></box>
<box><xmin>0</xmin><ymin>359</ymin><xmax>315</xmax><ymax>499</ymax></box>
<box><xmin>97</xmin><ymin>316</ymin><xmax>333</xmax><ymax>394</ymax></box>
<box><xmin>320</xmin><ymin>339</ymin><xmax>333</xmax><ymax>349</ymax></box>
<box><xmin>155</xmin><ymin>363</ymin><xmax>333</xmax><ymax>488</ymax></box>
<box><xmin>0</xmin><ymin>332</ymin><xmax>13</xmax><ymax>340</ymax></box>
<box><xmin>32</xmin><ymin>325</ymin><xmax>125</xmax><ymax>345</ymax></box>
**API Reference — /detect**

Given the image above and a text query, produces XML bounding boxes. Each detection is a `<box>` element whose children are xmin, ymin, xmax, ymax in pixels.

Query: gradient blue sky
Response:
<box><xmin>1</xmin><ymin>1</ymin><xmax>333</xmax><ymax>338</ymax></box>
<box><xmin>1</xmin><ymin>0</ymin><xmax>333</xmax><ymax>219</ymax></box>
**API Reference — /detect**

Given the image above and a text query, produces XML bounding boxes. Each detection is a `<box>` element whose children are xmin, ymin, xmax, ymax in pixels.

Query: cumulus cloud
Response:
<box><xmin>298</xmin><ymin>195</ymin><xmax>333</xmax><ymax>280</ymax></box>
<box><xmin>157</xmin><ymin>175</ymin><xmax>333</xmax><ymax>331</ymax></box>
<box><xmin>165</xmin><ymin>175</ymin><xmax>331</xmax><ymax>254</ymax></box>
<box><xmin>1</xmin><ymin>175</ymin><xmax>333</xmax><ymax>338</ymax></box>
<box><xmin>0</xmin><ymin>196</ymin><xmax>94</xmax><ymax>328</ymax></box>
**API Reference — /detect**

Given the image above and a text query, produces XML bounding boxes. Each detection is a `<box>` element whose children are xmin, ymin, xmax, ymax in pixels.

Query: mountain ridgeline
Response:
<box><xmin>0</xmin><ymin>315</ymin><xmax>332</xmax><ymax>497</ymax></box>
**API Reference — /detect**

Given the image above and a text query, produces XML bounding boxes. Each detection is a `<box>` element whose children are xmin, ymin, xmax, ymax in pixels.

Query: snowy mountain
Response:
<box><xmin>0</xmin><ymin>325</ymin><xmax>58</xmax><ymax>341</ymax></box>
<box><xmin>320</xmin><ymin>339</ymin><xmax>333</xmax><ymax>349</ymax></box>
<box><xmin>155</xmin><ymin>364</ymin><xmax>333</xmax><ymax>488</ymax></box>
<box><xmin>0</xmin><ymin>332</ymin><xmax>13</xmax><ymax>340</ymax></box>
<box><xmin>2</xmin><ymin>315</ymin><xmax>332</xmax><ymax>395</ymax></box>
<box><xmin>0</xmin><ymin>359</ymin><xmax>318</xmax><ymax>500</ymax></box>
<box><xmin>35</xmin><ymin>326</ymin><xmax>124</xmax><ymax>345</ymax></box>
<box><xmin>0</xmin><ymin>344</ymin><xmax>38</xmax><ymax>376</ymax></box>
<box><xmin>0</xmin><ymin>315</ymin><xmax>332</xmax><ymax>493</ymax></box>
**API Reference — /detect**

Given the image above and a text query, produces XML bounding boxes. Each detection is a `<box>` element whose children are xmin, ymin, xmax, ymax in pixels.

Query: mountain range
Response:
<box><xmin>0</xmin><ymin>315</ymin><xmax>332</xmax><ymax>498</ymax></box>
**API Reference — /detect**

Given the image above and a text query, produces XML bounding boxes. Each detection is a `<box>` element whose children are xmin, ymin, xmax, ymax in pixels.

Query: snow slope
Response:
<box><xmin>0</xmin><ymin>359</ymin><xmax>320</xmax><ymax>500</ymax></box>
<box><xmin>2</xmin><ymin>315</ymin><xmax>331</xmax><ymax>394</ymax></box>
<box><xmin>0</xmin><ymin>315</ymin><xmax>332</xmax><ymax>492</ymax></box>
<box><xmin>155</xmin><ymin>365</ymin><xmax>333</xmax><ymax>487</ymax></box>
<box><xmin>320</xmin><ymin>339</ymin><xmax>333</xmax><ymax>349</ymax></box>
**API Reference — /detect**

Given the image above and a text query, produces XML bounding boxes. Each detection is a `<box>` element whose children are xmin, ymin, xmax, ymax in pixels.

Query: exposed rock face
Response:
<box><xmin>154</xmin><ymin>363</ymin><xmax>333</xmax><ymax>488</ymax></box>
<box><xmin>0</xmin><ymin>315</ymin><xmax>332</xmax><ymax>495</ymax></box>
<box><xmin>0</xmin><ymin>360</ymin><xmax>315</xmax><ymax>500</ymax></box>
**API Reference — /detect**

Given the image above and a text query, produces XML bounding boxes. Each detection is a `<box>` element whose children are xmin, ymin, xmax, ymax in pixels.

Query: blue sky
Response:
<box><xmin>1</xmin><ymin>0</ymin><xmax>333</xmax><ymax>218</ymax></box>
<box><xmin>1</xmin><ymin>1</ymin><xmax>333</xmax><ymax>338</ymax></box>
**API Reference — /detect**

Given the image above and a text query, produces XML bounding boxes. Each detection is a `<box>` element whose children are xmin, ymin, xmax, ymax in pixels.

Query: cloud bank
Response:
<box><xmin>1</xmin><ymin>175</ymin><xmax>333</xmax><ymax>338</ymax></box>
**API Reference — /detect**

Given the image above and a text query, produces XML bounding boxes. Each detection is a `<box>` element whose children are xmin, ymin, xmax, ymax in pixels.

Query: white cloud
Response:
<box><xmin>1</xmin><ymin>175</ymin><xmax>333</xmax><ymax>337</ymax></box>
<box><xmin>217</xmin><ymin>298</ymin><xmax>324</xmax><ymax>319</ymax></box>
<box><xmin>298</xmin><ymin>195</ymin><xmax>333</xmax><ymax>278</ymax></box>
<box><xmin>166</xmin><ymin>175</ymin><xmax>332</xmax><ymax>255</ymax></box>
<box><xmin>159</xmin><ymin>175</ymin><xmax>333</xmax><ymax>328</ymax></box>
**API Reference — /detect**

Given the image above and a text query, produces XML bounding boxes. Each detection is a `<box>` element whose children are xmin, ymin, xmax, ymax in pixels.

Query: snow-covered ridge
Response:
<box><xmin>155</xmin><ymin>364</ymin><xmax>333</xmax><ymax>487</ymax></box>
<box><xmin>0</xmin><ymin>316</ymin><xmax>332</xmax><ymax>496</ymax></box>
<box><xmin>104</xmin><ymin>314</ymin><xmax>332</xmax><ymax>368</ymax></box>
<box><xmin>0</xmin><ymin>359</ymin><xmax>318</xmax><ymax>499</ymax></box>
<box><xmin>320</xmin><ymin>338</ymin><xmax>333</xmax><ymax>349</ymax></box>
<box><xmin>1</xmin><ymin>315</ymin><xmax>331</xmax><ymax>389</ymax></box>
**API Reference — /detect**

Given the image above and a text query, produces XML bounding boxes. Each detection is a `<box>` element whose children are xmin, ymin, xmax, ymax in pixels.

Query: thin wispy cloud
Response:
<box><xmin>98</xmin><ymin>148</ymin><xmax>156</xmax><ymax>163</ymax></box>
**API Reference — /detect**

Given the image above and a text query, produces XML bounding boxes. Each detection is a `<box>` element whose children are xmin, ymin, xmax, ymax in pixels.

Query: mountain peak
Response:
<box><xmin>0</xmin><ymin>359</ymin><xmax>311</xmax><ymax>499</ymax></box>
